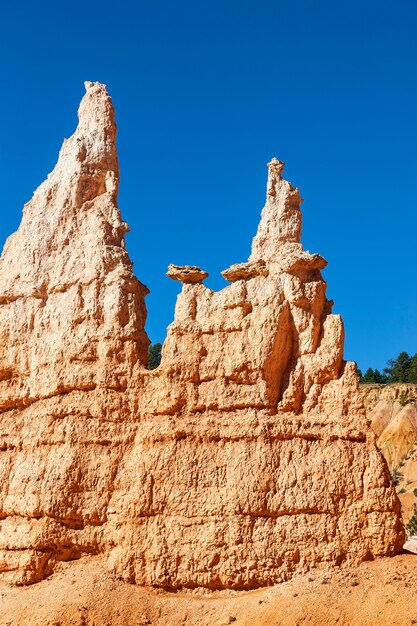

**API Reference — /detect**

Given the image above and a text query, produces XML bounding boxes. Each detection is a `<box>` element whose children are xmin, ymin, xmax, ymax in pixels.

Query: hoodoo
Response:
<box><xmin>0</xmin><ymin>82</ymin><xmax>404</xmax><ymax>589</ymax></box>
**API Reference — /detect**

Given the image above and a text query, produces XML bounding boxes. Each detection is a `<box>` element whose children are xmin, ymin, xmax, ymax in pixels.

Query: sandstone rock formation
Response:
<box><xmin>0</xmin><ymin>81</ymin><xmax>150</xmax><ymax>585</ymax></box>
<box><xmin>0</xmin><ymin>82</ymin><xmax>404</xmax><ymax>589</ymax></box>
<box><xmin>363</xmin><ymin>384</ymin><xmax>417</xmax><ymax>469</ymax></box>
<box><xmin>167</xmin><ymin>263</ymin><xmax>208</xmax><ymax>284</ymax></box>
<box><xmin>362</xmin><ymin>383</ymin><xmax>417</xmax><ymax>523</ymax></box>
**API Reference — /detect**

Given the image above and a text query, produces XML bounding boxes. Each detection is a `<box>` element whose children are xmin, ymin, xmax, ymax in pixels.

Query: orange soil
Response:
<box><xmin>1</xmin><ymin>554</ymin><xmax>416</xmax><ymax>626</ymax></box>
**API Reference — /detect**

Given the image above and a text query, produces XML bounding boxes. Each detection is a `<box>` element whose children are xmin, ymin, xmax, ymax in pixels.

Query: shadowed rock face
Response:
<box><xmin>0</xmin><ymin>82</ymin><xmax>404</xmax><ymax>588</ymax></box>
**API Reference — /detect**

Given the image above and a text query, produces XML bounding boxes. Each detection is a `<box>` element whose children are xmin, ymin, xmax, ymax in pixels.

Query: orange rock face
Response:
<box><xmin>363</xmin><ymin>384</ymin><xmax>417</xmax><ymax>470</ymax></box>
<box><xmin>362</xmin><ymin>383</ymin><xmax>417</xmax><ymax>524</ymax></box>
<box><xmin>0</xmin><ymin>82</ymin><xmax>404</xmax><ymax>588</ymax></box>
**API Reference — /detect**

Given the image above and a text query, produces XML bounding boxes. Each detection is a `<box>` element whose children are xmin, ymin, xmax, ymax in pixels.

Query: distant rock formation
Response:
<box><xmin>0</xmin><ymin>82</ymin><xmax>404</xmax><ymax>588</ymax></box>
<box><xmin>363</xmin><ymin>384</ymin><xmax>417</xmax><ymax>469</ymax></box>
<box><xmin>362</xmin><ymin>383</ymin><xmax>417</xmax><ymax>523</ymax></box>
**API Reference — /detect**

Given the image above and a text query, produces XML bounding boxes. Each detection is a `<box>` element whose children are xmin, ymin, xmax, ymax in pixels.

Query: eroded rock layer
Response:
<box><xmin>362</xmin><ymin>383</ymin><xmax>417</xmax><ymax>524</ymax></box>
<box><xmin>0</xmin><ymin>83</ymin><xmax>404</xmax><ymax>588</ymax></box>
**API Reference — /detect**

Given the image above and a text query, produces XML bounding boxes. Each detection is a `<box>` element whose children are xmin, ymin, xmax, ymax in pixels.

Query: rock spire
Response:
<box><xmin>0</xmin><ymin>82</ymin><xmax>149</xmax><ymax>584</ymax></box>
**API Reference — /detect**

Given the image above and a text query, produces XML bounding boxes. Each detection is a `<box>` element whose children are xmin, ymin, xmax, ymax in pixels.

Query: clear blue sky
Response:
<box><xmin>0</xmin><ymin>0</ymin><xmax>416</xmax><ymax>372</ymax></box>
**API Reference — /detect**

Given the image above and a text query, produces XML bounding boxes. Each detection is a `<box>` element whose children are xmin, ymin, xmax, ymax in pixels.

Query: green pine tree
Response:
<box><xmin>362</xmin><ymin>368</ymin><xmax>376</xmax><ymax>383</ymax></box>
<box><xmin>373</xmin><ymin>368</ymin><xmax>385</xmax><ymax>384</ymax></box>
<box><xmin>384</xmin><ymin>352</ymin><xmax>411</xmax><ymax>383</ymax></box>
<box><xmin>407</xmin><ymin>353</ymin><xmax>417</xmax><ymax>383</ymax></box>
<box><xmin>147</xmin><ymin>343</ymin><xmax>162</xmax><ymax>370</ymax></box>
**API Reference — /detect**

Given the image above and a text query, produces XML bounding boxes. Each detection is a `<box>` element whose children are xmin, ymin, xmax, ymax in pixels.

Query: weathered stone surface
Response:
<box><xmin>0</xmin><ymin>83</ymin><xmax>403</xmax><ymax>589</ymax></box>
<box><xmin>362</xmin><ymin>383</ymin><xmax>417</xmax><ymax>524</ymax></box>
<box><xmin>166</xmin><ymin>263</ymin><xmax>208</xmax><ymax>284</ymax></box>
<box><xmin>363</xmin><ymin>383</ymin><xmax>417</xmax><ymax>415</ymax></box>
<box><xmin>0</xmin><ymin>82</ymin><xmax>150</xmax><ymax>585</ymax></box>
<box><xmin>404</xmin><ymin>537</ymin><xmax>417</xmax><ymax>553</ymax></box>
<box><xmin>363</xmin><ymin>384</ymin><xmax>417</xmax><ymax>469</ymax></box>
<box><xmin>221</xmin><ymin>260</ymin><xmax>268</xmax><ymax>282</ymax></box>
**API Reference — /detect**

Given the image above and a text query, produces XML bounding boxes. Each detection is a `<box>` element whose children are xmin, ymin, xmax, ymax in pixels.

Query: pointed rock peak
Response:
<box><xmin>267</xmin><ymin>157</ymin><xmax>285</xmax><ymax>196</ymax></box>
<box><xmin>0</xmin><ymin>82</ymin><xmax>125</xmax><ymax>297</ymax></box>
<box><xmin>0</xmin><ymin>80</ymin><xmax>150</xmax><ymax>412</ymax></box>
<box><xmin>45</xmin><ymin>80</ymin><xmax>119</xmax><ymax>205</ymax></box>
<box><xmin>268</xmin><ymin>156</ymin><xmax>285</xmax><ymax>170</ymax></box>
<box><xmin>249</xmin><ymin>157</ymin><xmax>303</xmax><ymax>264</ymax></box>
<box><xmin>77</xmin><ymin>81</ymin><xmax>117</xmax><ymax>142</ymax></box>
<box><xmin>85</xmin><ymin>80</ymin><xmax>107</xmax><ymax>92</ymax></box>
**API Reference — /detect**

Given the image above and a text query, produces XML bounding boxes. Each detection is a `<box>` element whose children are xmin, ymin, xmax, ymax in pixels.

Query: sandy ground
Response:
<box><xmin>1</xmin><ymin>554</ymin><xmax>417</xmax><ymax>626</ymax></box>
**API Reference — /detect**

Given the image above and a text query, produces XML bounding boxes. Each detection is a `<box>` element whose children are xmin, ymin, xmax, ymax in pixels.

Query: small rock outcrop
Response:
<box><xmin>167</xmin><ymin>263</ymin><xmax>208</xmax><ymax>284</ymax></box>
<box><xmin>0</xmin><ymin>83</ymin><xmax>404</xmax><ymax>589</ymax></box>
<box><xmin>221</xmin><ymin>260</ymin><xmax>268</xmax><ymax>282</ymax></box>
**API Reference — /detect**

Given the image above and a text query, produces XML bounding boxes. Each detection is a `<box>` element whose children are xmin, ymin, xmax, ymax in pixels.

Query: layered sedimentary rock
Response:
<box><xmin>0</xmin><ymin>82</ymin><xmax>149</xmax><ymax>584</ymax></box>
<box><xmin>362</xmin><ymin>383</ymin><xmax>417</xmax><ymax>523</ymax></box>
<box><xmin>0</xmin><ymin>83</ymin><xmax>404</xmax><ymax>589</ymax></box>
<box><xmin>363</xmin><ymin>384</ymin><xmax>417</xmax><ymax>469</ymax></box>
